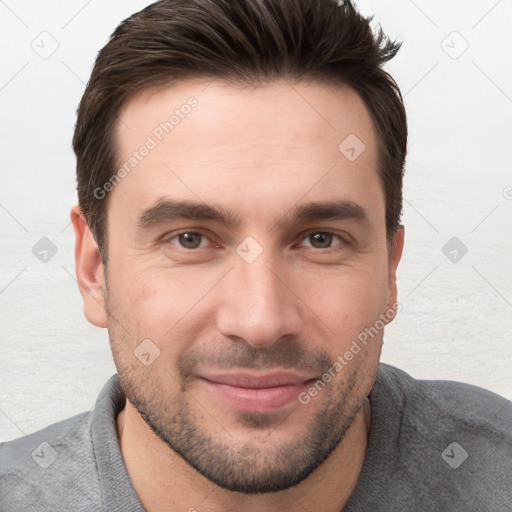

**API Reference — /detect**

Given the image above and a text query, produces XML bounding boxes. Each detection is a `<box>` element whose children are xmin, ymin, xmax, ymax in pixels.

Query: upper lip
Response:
<box><xmin>199</xmin><ymin>370</ymin><xmax>316</xmax><ymax>389</ymax></box>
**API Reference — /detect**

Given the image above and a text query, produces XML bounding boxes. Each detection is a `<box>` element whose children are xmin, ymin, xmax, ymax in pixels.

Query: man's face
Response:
<box><xmin>97</xmin><ymin>79</ymin><xmax>402</xmax><ymax>492</ymax></box>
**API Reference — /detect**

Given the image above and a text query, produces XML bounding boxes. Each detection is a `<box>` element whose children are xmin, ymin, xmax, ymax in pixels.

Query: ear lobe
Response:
<box><xmin>70</xmin><ymin>205</ymin><xmax>108</xmax><ymax>328</ymax></box>
<box><xmin>384</xmin><ymin>225</ymin><xmax>405</xmax><ymax>322</ymax></box>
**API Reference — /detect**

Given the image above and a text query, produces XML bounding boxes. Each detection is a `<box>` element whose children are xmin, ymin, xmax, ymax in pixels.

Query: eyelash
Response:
<box><xmin>164</xmin><ymin>230</ymin><xmax>347</xmax><ymax>251</ymax></box>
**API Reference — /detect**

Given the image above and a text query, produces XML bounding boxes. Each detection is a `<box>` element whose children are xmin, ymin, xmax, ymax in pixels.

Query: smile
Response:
<box><xmin>198</xmin><ymin>371</ymin><xmax>316</xmax><ymax>412</ymax></box>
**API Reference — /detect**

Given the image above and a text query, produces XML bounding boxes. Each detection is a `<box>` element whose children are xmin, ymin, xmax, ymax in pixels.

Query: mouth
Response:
<box><xmin>197</xmin><ymin>370</ymin><xmax>317</xmax><ymax>413</ymax></box>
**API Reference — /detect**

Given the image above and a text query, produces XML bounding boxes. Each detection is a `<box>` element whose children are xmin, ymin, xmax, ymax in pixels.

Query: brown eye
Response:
<box><xmin>299</xmin><ymin>232</ymin><xmax>343</xmax><ymax>249</ymax></box>
<box><xmin>170</xmin><ymin>232</ymin><xmax>207</xmax><ymax>249</ymax></box>
<box><xmin>309</xmin><ymin>232</ymin><xmax>333</xmax><ymax>248</ymax></box>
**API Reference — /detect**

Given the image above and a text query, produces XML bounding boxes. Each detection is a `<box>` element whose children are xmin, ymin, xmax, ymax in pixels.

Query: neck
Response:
<box><xmin>116</xmin><ymin>399</ymin><xmax>369</xmax><ymax>512</ymax></box>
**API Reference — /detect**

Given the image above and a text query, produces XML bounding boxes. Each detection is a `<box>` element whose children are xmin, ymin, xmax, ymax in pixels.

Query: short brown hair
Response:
<box><xmin>73</xmin><ymin>0</ymin><xmax>407</xmax><ymax>262</ymax></box>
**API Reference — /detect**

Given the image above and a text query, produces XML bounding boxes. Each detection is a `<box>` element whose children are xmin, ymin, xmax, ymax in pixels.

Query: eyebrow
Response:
<box><xmin>136</xmin><ymin>198</ymin><xmax>368</xmax><ymax>230</ymax></box>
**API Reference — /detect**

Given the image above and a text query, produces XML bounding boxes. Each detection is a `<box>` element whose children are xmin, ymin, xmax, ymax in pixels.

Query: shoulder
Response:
<box><xmin>376</xmin><ymin>362</ymin><xmax>512</xmax><ymax>436</ymax></box>
<box><xmin>0</xmin><ymin>411</ymin><xmax>104</xmax><ymax>511</ymax></box>
<box><xmin>366</xmin><ymin>363</ymin><xmax>512</xmax><ymax>509</ymax></box>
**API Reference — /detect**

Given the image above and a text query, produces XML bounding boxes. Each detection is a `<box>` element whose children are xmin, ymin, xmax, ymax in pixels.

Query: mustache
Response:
<box><xmin>178</xmin><ymin>337</ymin><xmax>333</xmax><ymax>381</ymax></box>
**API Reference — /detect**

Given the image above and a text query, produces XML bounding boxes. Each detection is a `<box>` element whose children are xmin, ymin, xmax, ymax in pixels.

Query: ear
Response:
<box><xmin>384</xmin><ymin>225</ymin><xmax>404</xmax><ymax>323</ymax></box>
<box><xmin>70</xmin><ymin>205</ymin><xmax>108</xmax><ymax>328</ymax></box>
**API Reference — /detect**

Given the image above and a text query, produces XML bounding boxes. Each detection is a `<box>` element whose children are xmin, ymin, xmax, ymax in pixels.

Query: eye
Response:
<box><xmin>298</xmin><ymin>231</ymin><xmax>344</xmax><ymax>249</ymax></box>
<box><xmin>168</xmin><ymin>231</ymin><xmax>211</xmax><ymax>249</ymax></box>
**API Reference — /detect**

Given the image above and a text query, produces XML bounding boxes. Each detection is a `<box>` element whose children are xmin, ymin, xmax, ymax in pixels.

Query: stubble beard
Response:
<box><xmin>106</xmin><ymin>291</ymin><xmax>377</xmax><ymax>493</ymax></box>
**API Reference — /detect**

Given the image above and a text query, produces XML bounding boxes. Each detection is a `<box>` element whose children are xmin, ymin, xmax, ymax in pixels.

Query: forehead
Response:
<box><xmin>111</xmin><ymin>78</ymin><xmax>382</xmax><ymax>229</ymax></box>
<box><xmin>117</xmin><ymin>78</ymin><xmax>376</xmax><ymax>153</ymax></box>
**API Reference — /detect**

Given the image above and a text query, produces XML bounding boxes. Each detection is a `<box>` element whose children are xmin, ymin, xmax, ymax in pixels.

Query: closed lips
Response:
<box><xmin>198</xmin><ymin>372</ymin><xmax>316</xmax><ymax>388</ymax></box>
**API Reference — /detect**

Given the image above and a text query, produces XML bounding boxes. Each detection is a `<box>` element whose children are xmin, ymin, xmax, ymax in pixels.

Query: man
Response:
<box><xmin>1</xmin><ymin>0</ymin><xmax>510</xmax><ymax>510</ymax></box>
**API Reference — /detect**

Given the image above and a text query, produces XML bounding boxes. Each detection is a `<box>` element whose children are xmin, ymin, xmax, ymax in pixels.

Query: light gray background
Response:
<box><xmin>1</xmin><ymin>0</ymin><xmax>511</xmax><ymax>442</ymax></box>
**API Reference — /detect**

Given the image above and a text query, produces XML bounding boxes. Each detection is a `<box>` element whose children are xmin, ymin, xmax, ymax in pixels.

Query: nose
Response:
<box><xmin>215</xmin><ymin>255</ymin><xmax>303</xmax><ymax>349</ymax></box>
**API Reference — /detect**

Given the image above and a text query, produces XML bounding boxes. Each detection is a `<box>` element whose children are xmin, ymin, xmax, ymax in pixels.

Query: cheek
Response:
<box><xmin>111</xmin><ymin>259</ymin><xmax>190</xmax><ymax>310</ymax></box>
<box><xmin>107</xmin><ymin>267</ymin><xmax>172</xmax><ymax>335</ymax></box>
<box><xmin>297</xmin><ymin>265</ymin><xmax>389</xmax><ymax>332</ymax></box>
<box><xmin>107</xmin><ymin>265</ymin><xmax>218</xmax><ymax>353</ymax></box>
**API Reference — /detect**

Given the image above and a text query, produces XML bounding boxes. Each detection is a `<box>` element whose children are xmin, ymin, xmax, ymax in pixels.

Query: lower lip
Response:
<box><xmin>200</xmin><ymin>379</ymin><xmax>311</xmax><ymax>412</ymax></box>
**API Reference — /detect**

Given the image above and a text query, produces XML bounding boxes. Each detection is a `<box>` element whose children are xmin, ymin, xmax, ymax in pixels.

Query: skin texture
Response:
<box><xmin>71</xmin><ymin>78</ymin><xmax>404</xmax><ymax>512</ymax></box>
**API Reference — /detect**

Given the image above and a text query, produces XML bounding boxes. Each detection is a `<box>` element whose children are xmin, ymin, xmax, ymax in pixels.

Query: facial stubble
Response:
<box><xmin>106</xmin><ymin>289</ymin><xmax>376</xmax><ymax>494</ymax></box>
